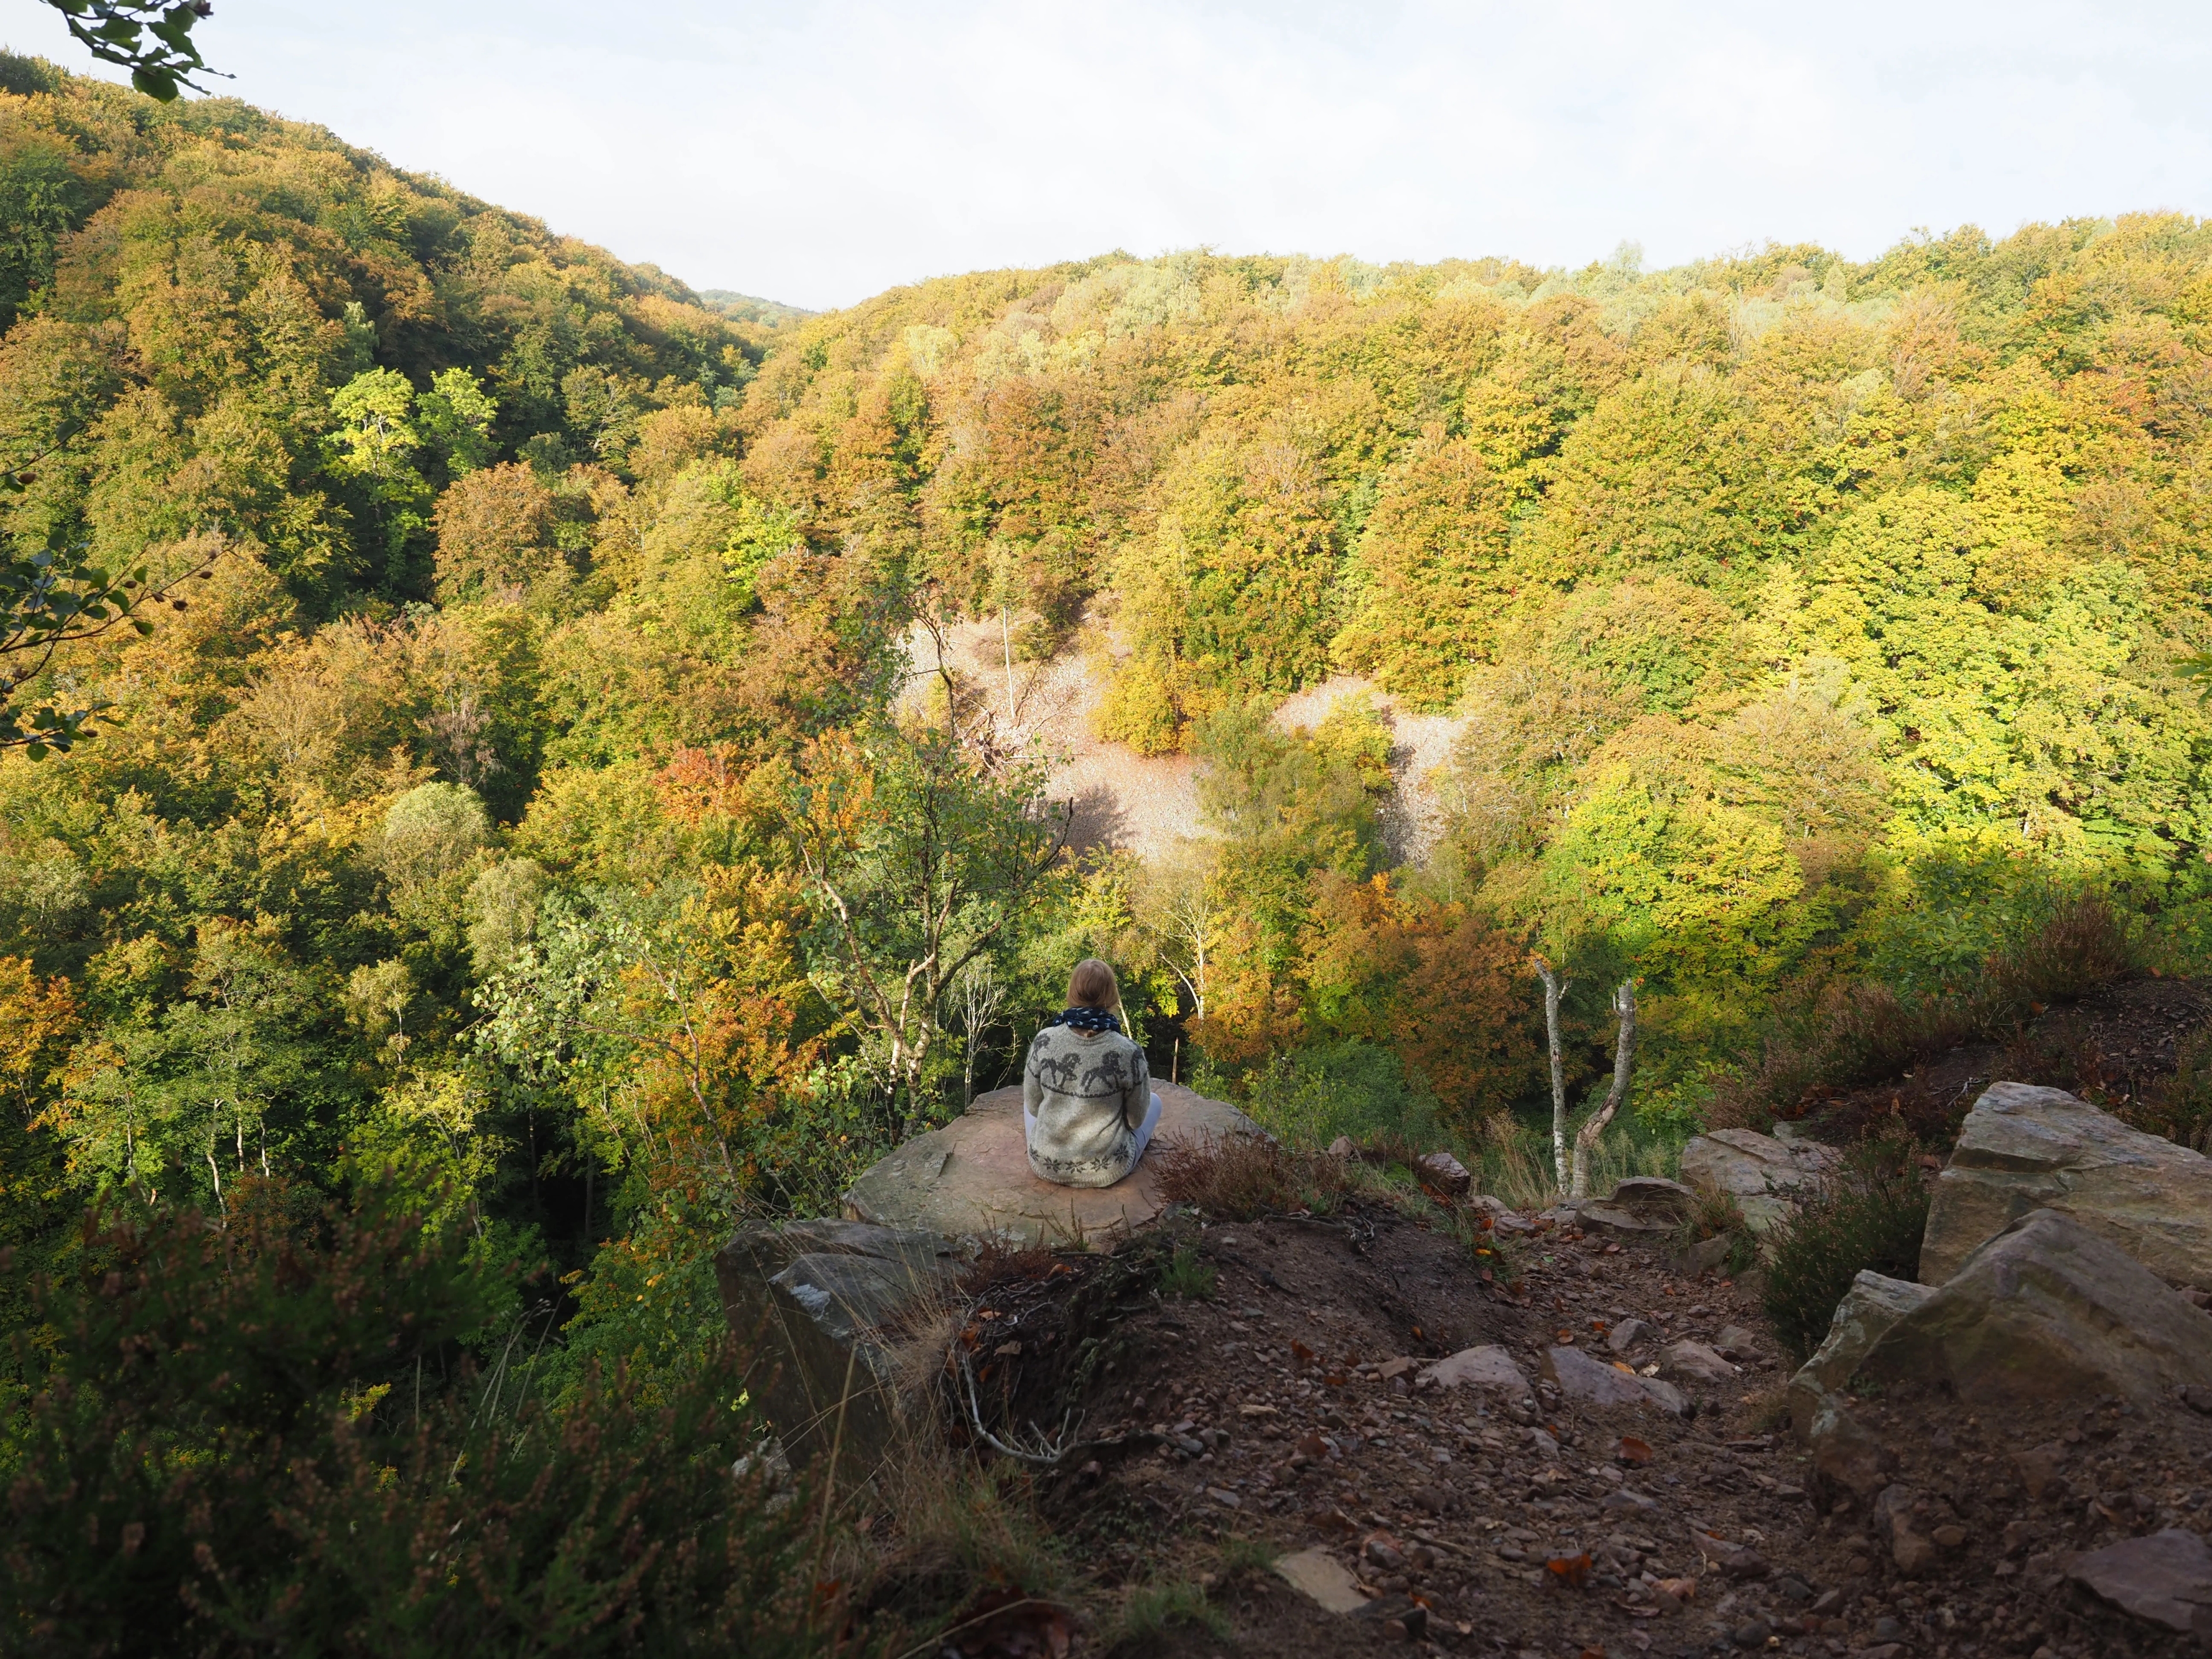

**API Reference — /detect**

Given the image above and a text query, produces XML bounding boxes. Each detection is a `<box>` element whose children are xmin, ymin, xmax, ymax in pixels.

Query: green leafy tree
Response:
<box><xmin>40</xmin><ymin>0</ymin><xmax>218</xmax><ymax>101</ymax></box>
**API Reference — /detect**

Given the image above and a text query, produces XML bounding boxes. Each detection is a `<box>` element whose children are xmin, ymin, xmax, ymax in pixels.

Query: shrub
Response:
<box><xmin>1705</xmin><ymin>980</ymin><xmax>1974</xmax><ymax>1131</ymax></box>
<box><xmin>1984</xmin><ymin>895</ymin><xmax>2138</xmax><ymax>1012</ymax></box>
<box><xmin>1760</xmin><ymin>1146</ymin><xmax>1932</xmax><ymax>1363</ymax></box>
<box><xmin>2128</xmin><ymin>1022</ymin><xmax>2212</xmax><ymax>1152</ymax></box>
<box><xmin>1158</xmin><ymin>1243</ymin><xmax>1217</xmax><ymax>1301</ymax></box>
<box><xmin>1</xmin><ymin>1183</ymin><xmax>814</xmax><ymax>1657</ymax></box>
<box><xmin>1240</xmin><ymin>1039</ymin><xmax>1441</xmax><ymax>1151</ymax></box>
<box><xmin>1107</xmin><ymin>1581</ymin><xmax>1228</xmax><ymax>1650</ymax></box>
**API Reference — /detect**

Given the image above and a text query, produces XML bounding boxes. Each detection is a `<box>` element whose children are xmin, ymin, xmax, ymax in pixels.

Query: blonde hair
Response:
<box><xmin>1066</xmin><ymin>958</ymin><xmax>1120</xmax><ymax>1009</ymax></box>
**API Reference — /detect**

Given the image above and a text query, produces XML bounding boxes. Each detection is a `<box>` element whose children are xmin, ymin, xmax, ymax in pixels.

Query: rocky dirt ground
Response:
<box><xmin>950</xmin><ymin>1201</ymin><xmax>2212</xmax><ymax>1658</ymax></box>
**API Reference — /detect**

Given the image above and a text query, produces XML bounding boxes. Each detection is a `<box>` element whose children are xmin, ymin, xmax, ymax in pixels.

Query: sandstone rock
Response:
<box><xmin>1691</xmin><ymin>1529</ymin><xmax>1768</xmax><ymax>1578</ymax></box>
<box><xmin>1418</xmin><ymin>1344</ymin><xmax>1531</xmax><ymax>1394</ymax></box>
<box><xmin>1714</xmin><ymin>1324</ymin><xmax>1761</xmax><ymax>1361</ymax></box>
<box><xmin>1806</xmin><ymin>1398</ymin><xmax>1896</xmax><ymax>1501</ymax></box>
<box><xmin>1416</xmin><ymin>1151</ymin><xmax>1471</xmax><ymax>1195</ymax></box>
<box><xmin>1570</xmin><ymin>1200</ymin><xmax>1676</xmax><ymax>1238</ymax></box>
<box><xmin>1859</xmin><ymin>1209</ymin><xmax>2212</xmax><ymax>1409</ymax></box>
<box><xmin>1679</xmin><ymin>1127</ymin><xmax>1838</xmax><ymax>1233</ymax></box>
<box><xmin>842</xmin><ymin>1082</ymin><xmax>1264</xmax><ymax>1249</ymax></box>
<box><xmin>1607</xmin><ymin>1317</ymin><xmax>1652</xmax><ymax>1354</ymax></box>
<box><xmin>1659</xmin><ymin>1339</ymin><xmax>1737</xmax><ymax>1382</ymax></box>
<box><xmin>1327</xmin><ymin>1135</ymin><xmax>1355</xmax><ymax>1160</ymax></box>
<box><xmin>1874</xmin><ymin>1484</ymin><xmax>1938</xmax><ymax>1575</ymax></box>
<box><xmin>1609</xmin><ymin>1175</ymin><xmax>1698</xmax><ymax>1219</ymax></box>
<box><xmin>716</xmin><ymin>1219</ymin><xmax>966</xmax><ymax>1471</ymax></box>
<box><xmin>1469</xmin><ymin>1194</ymin><xmax>1535</xmax><ymax>1233</ymax></box>
<box><xmin>2012</xmin><ymin>1441</ymin><xmax>2069</xmax><ymax>1500</ymax></box>
<box><xmin>1786</xmin><ymin>1271</ymin><xmax>1938</xmax><ymax>1444</ymax></box>
<box><xmin>2065</xmin><ymin>1528</ymin><xmax>2212</xmax><ymax>1636</ymax></box>
<box><xmin>1274</xmin><ymin>1546</ymin><xmax>1366</xmax><ymax>1614</ymax></box>
<box><xmin>1920</xmin><ymin>1082</ymin><xmax>2212</xmax><ymax>1289</ymax></box>
<box><xmin>1540</xmin><ymin>1345</ymin><xmax>1687</xmax><ymax>1415</ymax></box>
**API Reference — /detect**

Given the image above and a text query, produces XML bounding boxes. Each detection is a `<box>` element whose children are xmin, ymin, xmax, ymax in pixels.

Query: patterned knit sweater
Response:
<box><xmin>1021</xmin><ymin>1024</ymin><xmax>1152</xmax><ymax>1187</ymax></box>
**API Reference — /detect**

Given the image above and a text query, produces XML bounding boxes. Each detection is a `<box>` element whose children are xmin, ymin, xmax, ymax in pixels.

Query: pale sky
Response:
<box><xmin>6</xmin><ymin>1</ymin><xmax>2210</xmax><ymax>312</ymax></box>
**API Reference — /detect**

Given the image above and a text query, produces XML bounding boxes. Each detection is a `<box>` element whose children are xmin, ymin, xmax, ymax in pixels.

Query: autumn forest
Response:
<box><xmin>2</xmin><ymin>43</ymin><xmax>2211</xmax><ymax>1653</ymax></box>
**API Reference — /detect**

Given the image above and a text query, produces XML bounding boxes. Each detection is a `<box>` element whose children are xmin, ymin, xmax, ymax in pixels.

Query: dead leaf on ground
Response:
<box><xmin>1615</xmin><ymin>1435</ymin><xmax>1654</xmax><ymax>1467</ymax></box>
<box><xmin>1546</xmin><ymin>1552</ymin><xmax>1593</xmax><ymax>1588</ymax></box>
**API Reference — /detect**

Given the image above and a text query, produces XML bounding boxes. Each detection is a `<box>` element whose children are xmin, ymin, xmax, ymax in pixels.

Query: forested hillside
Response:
<box><xmin>3</xmin><ymin>47</ymin><xmax>2212</xmax><ymax>1649</ymax></box>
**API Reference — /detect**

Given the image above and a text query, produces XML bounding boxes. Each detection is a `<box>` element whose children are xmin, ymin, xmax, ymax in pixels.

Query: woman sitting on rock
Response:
<box><xmin>1023</xmin><ymin>958</ymin><xmax>1161</xmax><ymax>1188</ymax></box>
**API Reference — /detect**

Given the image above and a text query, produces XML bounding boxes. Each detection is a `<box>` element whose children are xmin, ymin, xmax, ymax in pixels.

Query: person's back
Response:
<box><xmin>1023</xmin><ymin>959</ymin><xmax>1160</xmax><ymax>1188</ymax></box>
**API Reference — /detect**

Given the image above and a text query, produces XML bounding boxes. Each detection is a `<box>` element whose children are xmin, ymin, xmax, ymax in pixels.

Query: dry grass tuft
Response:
<box><xmin>1152</xmin><ymin>1132</ymin><xmax>1358</xmax><ymax>1219</ymax></box>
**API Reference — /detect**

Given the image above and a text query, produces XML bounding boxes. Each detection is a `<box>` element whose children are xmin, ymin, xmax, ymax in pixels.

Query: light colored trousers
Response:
<box><xmin>1025</xmin><ymin>1092</ymin><xmax>1164</xmax><ymax>1169</ymax></box>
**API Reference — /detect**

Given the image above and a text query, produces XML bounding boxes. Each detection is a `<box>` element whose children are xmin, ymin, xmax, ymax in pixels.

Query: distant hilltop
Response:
<box><xmin>696</xmin><ymin>289</ymin><xmax>816</xmax><ymax>329</ymax></box>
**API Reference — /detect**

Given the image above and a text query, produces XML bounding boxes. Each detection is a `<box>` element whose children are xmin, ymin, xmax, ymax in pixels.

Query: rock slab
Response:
<box><xmin>1541</xmin><ymin>1345</ymin><xmax>1687</xmax><ymax>1415</ymax></box>
<box><xmin>1274</xmin><ymin>1547</ymin><xmax>1366</xmax><ymax>1614</ymax></box>
<box><xmin>716</xmin><ymin>1219</ymin><xmax>965</xmax><ymax>1472</ymax></box>
<box><xmin>1861</xmin><ymin>1208</ymin><xmax>2212</xmax><ymax>1409</ymax></box>
<box><xmin>1920</xmin><ymin>1082</ymin><xmax>2212</xmax><ymax>1289</ymax></box>
<box><xmin>2066</xmin><ymin>1528</ymin><xmax>2212</xmax><ymax>1635</ymax></box>
<box><xmin>1418</xmin><ymin>1344</ymin><xmax>1531</xmax><ymax>1395</ymax></box>
<box><xmin>842</xmin><ymin>1082</ymin><xmax>1264</xmax><ymax>1249</ymax></box>
<box><xmin>1679</xmin><ymin>1128</ymin><xmax>1837</xmax><ymax>1233</ymax></box>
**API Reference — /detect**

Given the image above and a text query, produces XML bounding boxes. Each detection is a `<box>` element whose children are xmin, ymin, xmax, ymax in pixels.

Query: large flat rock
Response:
<box><xmin>1920</xmin><ymin>1082</ymin><xmax>2212</xmax><ymax>1288</ymax></box>
<box><xmin>842</xmin><ymin>1082</ymin><xmax>1264</xmax><ymax>1249</ymax></box>
<box><xmin>1862</xmin><ymin>1209</ymin><xmax>2212</xmax><ymax>1410</ymax></box>
<box><xmin>1679</xmin><ymin>1127</ymin><xmax>1838</xmax><ymax>1233</ymax></box>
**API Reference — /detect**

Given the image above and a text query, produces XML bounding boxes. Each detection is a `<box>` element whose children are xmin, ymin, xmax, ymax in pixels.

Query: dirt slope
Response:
<box><xmin>960</xmin><ymin>1206</ymin><xmax>2209</xmax><ymax>1657</ymax></box>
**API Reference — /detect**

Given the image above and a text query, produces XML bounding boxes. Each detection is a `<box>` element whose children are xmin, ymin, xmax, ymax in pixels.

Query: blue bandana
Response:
<box><xmin>1047</xmin><ymin>1005</ymin><xmax>1120</xmax><ymax>1033</ymax></box>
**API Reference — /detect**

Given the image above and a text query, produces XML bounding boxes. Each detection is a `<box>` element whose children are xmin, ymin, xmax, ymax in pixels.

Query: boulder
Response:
<box><xmin>716</xmin><ymin>1219</ymin><xmax>965</xmax><ymax>1472</ymax></box>
<box><xmin>1608</xmin><ymin>1176</ymin><xmax>1698</xmax><ymax>1220</ymax></box>
<box><xmin>1565</xmin><ymin>1175</ymin><xmax>1694</xmax><ymax>1238</ymax></box>
<box><xmin>1786</xmin><ymin>1271</ymin><xmax>1938</xmax><ymax>1444</ymax></box>
<box><xmin>1540</xmin><ymin>1345</ymin><xmax>1687</xmax><ymax>1415</ymax></box>
<box><xmin>1416</xmin><ymin>1151</ymin><xmax>1471</xmax><ymax>1196</ymax></box>
<box><xmin>1570</xmin><ymin>1200</ymin><xmax>1675</xmax><ymax>1238</ymax></box>
<box><xmin>1920</xmin><ymin>1082</ymin><xmax>2212</xmax><ymax>1289</ymax></box>
<box><xmin>2065</xmin><ymin>1528</ymin><xmax>2212</xmax><ymax>1636</ymax></box>
<box><xmin>1417</xmin><ymin>1344</ymin><xmax>1531</xmax><ymax>1395</ymax></box>
<box><xmin>1859</xmin><ymin>1209</ymin><xmax>2212</xmax><ymax>1410</ymax></box>
<box><xmin>842</xmin><ymin>1082</ymin><xmax>1264</xmax><ymax>1249</ymax></box>
<box><xmin>1679</xmin><ymin>1128</ymin><xmax>1838</xmax><ymax>1233</ymax></box>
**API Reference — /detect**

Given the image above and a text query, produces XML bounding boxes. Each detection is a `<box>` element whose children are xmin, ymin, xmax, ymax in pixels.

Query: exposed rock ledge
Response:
<box><xmin>842</xmin><ymin>1081</ymin><xmax>1264</xmax><ymax>1249</ymax></box>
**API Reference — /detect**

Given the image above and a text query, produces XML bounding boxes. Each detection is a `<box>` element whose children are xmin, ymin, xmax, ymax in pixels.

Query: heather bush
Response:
<box><xmin>0</xmin><ymin>1182</ymin><xmax>815</xmax><ymax>1658</ymax></box>
<box><xmin>1761</xmin><ymin>1141</ymin><xmax>1932</xmax><ymax>1363</ymax></box>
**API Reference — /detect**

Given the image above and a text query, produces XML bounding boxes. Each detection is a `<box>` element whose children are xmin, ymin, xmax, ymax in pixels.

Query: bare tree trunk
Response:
<box><xmin>1533</xmin><ymin>955</ymin><xmax>1571</xmax><ymax>1195</ymax></box>
<box><xmin>1569</xmin><ymin>978</ymin><xmax>1638</xmax><ymax>1200</ymax></box>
